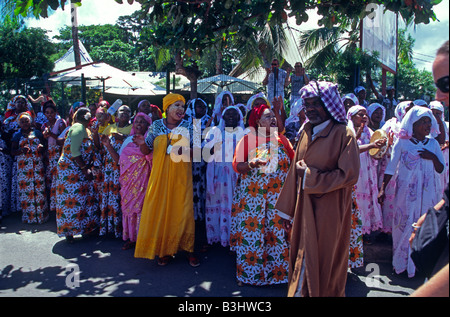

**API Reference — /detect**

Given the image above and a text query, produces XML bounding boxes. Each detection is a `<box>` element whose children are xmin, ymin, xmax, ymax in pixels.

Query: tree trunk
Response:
<box><xmin>216</xmin><ymin>49</ymin><xmax>223</xmax><ymax>75</ymax></box>
<box><xmin>175</xmin><ymin>50</ymin><xmax>200</xmax><ymax>99</ymax></box>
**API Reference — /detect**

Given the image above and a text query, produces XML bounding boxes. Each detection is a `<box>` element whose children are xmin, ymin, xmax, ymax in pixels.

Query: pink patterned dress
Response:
<box><xmin>354</xmin><ymin>127</ymin><xmax>383</xmax><ymax>234</ymax></box>
<box><xmin>119</xmin><ymin>136</ymin><xmax>152</xmax><ymax>243</ymax></box>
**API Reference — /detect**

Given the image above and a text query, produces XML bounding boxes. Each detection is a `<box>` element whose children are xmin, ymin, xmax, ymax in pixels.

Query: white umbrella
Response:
<box><xmin>50</xmin><ymin>62</ymin><xmax>163</xmax><ymax>95</ymax></box>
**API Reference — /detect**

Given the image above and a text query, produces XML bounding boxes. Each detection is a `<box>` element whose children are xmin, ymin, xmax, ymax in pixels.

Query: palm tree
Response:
<box><xmin>298</xmin><ymin>18</ymin><xmax>360</xmax><ymax>72</ymax></box>
<box><xmin>229</xmin><ymin>21</ymin><xmax>292</xmax><ymax>81</ymax></box>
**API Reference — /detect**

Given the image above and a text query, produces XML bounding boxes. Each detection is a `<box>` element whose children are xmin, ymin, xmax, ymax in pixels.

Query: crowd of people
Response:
<box><xmin>0</xmin><ymin>41</ymin><xmax>448</xmax><ymax>297</ymax></box>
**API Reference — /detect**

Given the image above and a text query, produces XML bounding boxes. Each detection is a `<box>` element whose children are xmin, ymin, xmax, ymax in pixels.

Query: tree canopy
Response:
<box><xmin>11</xmin><ymin>0</ymin><xmax>442</xmax><ymax>25</ymax></box>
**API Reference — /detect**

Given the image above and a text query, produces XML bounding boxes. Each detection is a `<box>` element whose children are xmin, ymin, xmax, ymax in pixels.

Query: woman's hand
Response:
<box><xmin>82</xmin><ymin>168</ymin><xmax>93</xmax><ymax>181</ymax></box>
<box><xmin>355</xmin><ymin>122</ymin><xmax>365</xmax><ymax>140</ymax></box>
<box><xmin>418</xmin><ymin>148</ymin><xmax>436</xmax><ymax>160</ymax></box>
<box><xmin>249</xmin><ymin>158</ymin><xmax>268</xmax><ymax>169</ymax></box>
<box><xmin>100</xmin><ymin>134</ymin><xmax>111</xmax><ymax>147</ymax></box>
<box><xmin>371</xmin><ymin>138</ymin><xmax>387</xmax><ymax>149</ymax></box>
<box><xmin>378</xmin><ymin>188</ymin><xmax>386</xmax><ymax>205</ymax></box>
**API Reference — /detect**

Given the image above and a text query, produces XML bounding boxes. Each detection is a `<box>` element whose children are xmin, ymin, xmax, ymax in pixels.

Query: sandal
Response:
<box><xmin>158</xmin><ymin>256</ymin><xmax>172</xmax><ymax>266</ymax></box>
<box><xmin>187</xmin><ymin>254</ymin><xmax>200</xmax><ymax>267</ymax></box>
<box><xmin>122</xmin><ymin>241</ymin><xmax>135</xmax><ymax>250</ymax></box>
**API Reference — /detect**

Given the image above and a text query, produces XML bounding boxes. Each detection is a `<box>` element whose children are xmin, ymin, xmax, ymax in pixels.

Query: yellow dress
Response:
<box><xmin>134</xmin><ymin>119</ymin><xmax>195</xmax><ymax>259</ymax></box>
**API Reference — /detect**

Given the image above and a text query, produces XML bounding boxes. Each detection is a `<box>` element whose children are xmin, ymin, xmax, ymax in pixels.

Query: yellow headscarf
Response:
<box><xmin>163</xmin><ymin>94</ymin><xmax>185</xmax><ymax>113</ymax></box>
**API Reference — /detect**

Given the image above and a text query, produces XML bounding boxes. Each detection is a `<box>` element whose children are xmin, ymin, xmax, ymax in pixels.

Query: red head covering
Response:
<box><xmin>248</xmin><ymin>104</ymin><xmax>270</xmax><ymax>129</ymax></box>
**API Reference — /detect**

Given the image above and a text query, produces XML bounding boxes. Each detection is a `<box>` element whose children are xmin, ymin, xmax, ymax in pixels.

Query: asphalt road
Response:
<box><xmin>0</xmin><ymin>211</ymin><xmax>426</xmax><ymax>300</ymax></box>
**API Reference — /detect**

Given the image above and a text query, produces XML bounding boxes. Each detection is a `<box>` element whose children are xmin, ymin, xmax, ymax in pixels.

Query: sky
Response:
<box><xmin>24</xmin><ymin>0</ymin><xmax>449</xmax><ymax>73</ymax></box>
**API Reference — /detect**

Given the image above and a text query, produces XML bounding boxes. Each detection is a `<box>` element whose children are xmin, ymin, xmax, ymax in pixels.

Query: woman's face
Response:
<box><xmin>149</xmin><ymin>107</ymin><xmax>161</xmax><ymax>120</ymax></box>
<box><xmin>96</xmin><ymin>111</ymin><xmax>108</xmax><ymax>125</ymax></box>
<box><xmin>432</xmin><ymin>109</ymin><xmax>443</xmax><ymax>120</ymax></box>
<box><xmin>194</xmin><ymin>102</ymin><xmax>207</xmax><ymax>119</ymax></box>
<box><xmin>166</xmin><ymin>100</ymin><xmax>185</xmax><ymax>122</ymax></box>
<box><xmin>44</xmin><ymin>107</ymin><xmax>56</xmax><ymax>122</ymax></box>
<box><xmin>413</xmin><ymin>116</ymin><xmax>432</xmax><ymax>139</ymax></box>
<box><xmin>223</xmin><ymin>108</ymin><xmax>240</xmax><ymax>129</ymax></box>
<box><xmin>15</xmin><ymin>98</ymin><xmax>28</xmax><ymax>113</ymax></box>
<box><xmin>134</xmin><ymin>116</ymin><xmax>150</xmax><ymax>136</ymax></box>
<box><xmin>370</xmin><ymin>107</ymin><xmax>384</xmax><ymax>124</ymax></box>
<box><xmin>357</xmin><ymin>90</ymin><xmax>366</xmax><ymax>101</ymax></box>
<box><xmin>351</xmin><ymin>109</ymin><xmax>368</xmax><ymax>128</ymax></box>
<box><xmin>138</xmin><ymin>101</ymin><xmax>152</xmax><ymax>115</ymax></box>
<box><xmin>88</xmin><ymin>103</ymin><xmax>98</xmax><ymax>115</ymax></box>
<box><xmin>222</xmin><ymin>94</ymin><xmax>232</xmax><ymax>110</ymax></box>
<box><xmin>257</xmin><ymin>108</ymin><xmax>277</xmax><ymax>132</ymax></box>
<box><xmin>117</xmin><ymin>106</ymin><xmax>131</xmax><ymax>125</ymax></box>
<box><xmin>344</xmin><ymin>99</ymin><xmax>355</xmax><ymax>113</ymax></box>
<box><xmin>253</xmin><ymin>97</ymin><xmax>267</xmax><ymax>109</ymax></box>
<box><xmin>19</xmin><ymin>116</ymin><xmax>31</xmax><ymax>130</ymax></box>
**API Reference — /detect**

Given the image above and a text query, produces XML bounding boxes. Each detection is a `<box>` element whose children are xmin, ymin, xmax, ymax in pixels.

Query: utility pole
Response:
<box><xmin>71</xmin><ymin>3</ymin><xmax>81</xmax><ymax>67</ymax></box>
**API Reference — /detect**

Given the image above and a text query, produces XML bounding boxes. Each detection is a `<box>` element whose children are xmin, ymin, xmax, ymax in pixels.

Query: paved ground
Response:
<box><xmin>0</xmin><ymin>211</ymin><xmax>426</xmax><ymax>299</ymax></box>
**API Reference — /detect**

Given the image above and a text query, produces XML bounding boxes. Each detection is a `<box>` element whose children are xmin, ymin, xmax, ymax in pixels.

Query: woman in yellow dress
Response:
<box><xmin>134</xmin><ymin>94</ymin><xmax>199</xmax><ymax>267</ymax></box>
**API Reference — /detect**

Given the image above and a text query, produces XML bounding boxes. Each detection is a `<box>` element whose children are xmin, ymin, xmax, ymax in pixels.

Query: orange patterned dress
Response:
<box><xmin>13</xmin><ymin>129</ymin><xmax>48</xmax><ymax>224</ymax></box>
<box><xmin>230</xmin><ymin>133</ymin><xmax>293</xmax><ymax>285</ymax></box>
<box><xmin>55</xmin><ymin>125</ymin><xmax>99</xmax><ymax>237</ymax></box>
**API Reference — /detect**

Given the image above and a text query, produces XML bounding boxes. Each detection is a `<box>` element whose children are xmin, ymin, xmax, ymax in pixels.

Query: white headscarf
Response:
<box><xmin>285</xmin><ymin>97</ymin><xmax>304</xmax><ymax>126</ymax></box>
<box><xmin>399</xmin><ymin>106</ymin><xmax>440</xmax><ymax>139</ymax></box>
<box><xmin>186</xmin><ymin>98</ymin><xmax>208</xmax><ymax>119</ymax></box>
<box><xmin>429</xmin><ymin>101</ymin><xmax>445</xmax><ymax>120</ymax></box>
<box><xmin>395</xmin><ymin>101</ymin><xmax>412</xmax><ymax>122</ymax></box>
<box><xmin>347</xmin><ymin>105</ymin><xmax>368</xmax><ymax>136</ymax></box>
<box><xmin>214</xmin><ymin>91</ymin><xmax>234</xmax><ymax>118</ymax></box>
<box><xmin>366</xmin><ymin>103</ymin><xmax>386</xmax><ymax>127</ymax></box>
<box><xmin>245</xmin><ymin>92</ymin><xmax>271</xmax><ymax>112</ymax></box>
<box><xmin>342</xmin><ymin>93</ymin><xmax>359</xmax><ymax>106</ymax></box>
<box><xmin>413</xmin><ymin>99</ymin><xmax>428</xmax><ymax>108</ymax></box>
<box><xmin>217</xmin><ymin>105</ymin><xmax>245</xmax><ymax>131</ymax></box>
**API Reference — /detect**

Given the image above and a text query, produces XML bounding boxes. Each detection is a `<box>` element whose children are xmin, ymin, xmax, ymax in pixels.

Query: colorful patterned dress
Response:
<box><xmin>230</xmin><ymin>133</ymin><xmax>293</xmax><ymax>286</ymax></box>
<box><xmin>42</xmin><ymin>118</ymin><xmax>65</xmax><ymax>212</ymax></box>
<box><xmin>386</xmin><ymin>138</ymin><xmax>445</xmax><ymax>277</ymax></box>
<box><xmin>0</xmin><ymin>132</ymin><xmax>12</xmax><ymax>218</ymax></box>
<box><xmin>13</xmin><ymin>129</ymin><xmax>48</xmax><ymax>224</ymax></box>
<box><xmin>119</xmin><ymin>136</ymin><xmax>152</xmax><ymax>243</ymax></box>
<box><xmin>205</xmin><ymin>127</ymin><xmax>245</xmax><ymax>247</ymax></box>
<box><xmin>55</xmin><ymin>124</ymin><xmax>99</xmax><ymax>237</ymax></box>
<box><xmin>190</xmin><ymin>114</ymin><xmax>211</xmax><ymax>221</ymax></box>
<box><xmin>99</xmin><ymin>134</ymin><xmax>125</xmax><ymax>238</ymax></box>
<box><xmin>354</xmin><ymin>127</ymin><xmax>383</xmax><ymax>234</ymax></box>
<box><xmin>349</xmin><ymin>186</ymin><xmax>364</xmax><ymax>268</ymax></box>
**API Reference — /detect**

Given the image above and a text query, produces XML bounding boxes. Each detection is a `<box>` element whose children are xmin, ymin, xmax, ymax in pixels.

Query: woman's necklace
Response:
<box><xmin>411</xmin><ymin>135</ymin><xmax>429</xmax><ymax>145</ymax></box>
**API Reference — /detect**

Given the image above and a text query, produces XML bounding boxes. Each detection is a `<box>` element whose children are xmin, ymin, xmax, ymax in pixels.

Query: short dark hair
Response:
<box><xmin>437</xmin><ymin>40</ymin><xmax>449</xmax><ymax>56</ymax></box>
<box><xmin>74</xmin><ymin>107</ymin><xmax>91</xmax><ymax>124</ymax></box>
<box><xmin>42</xmin><ymin>99</ymin><xmax>57</xmax><ymax>113</ymax></box>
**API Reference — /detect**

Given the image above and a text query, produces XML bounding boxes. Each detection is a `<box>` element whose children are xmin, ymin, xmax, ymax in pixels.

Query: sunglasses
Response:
<box><xmin>435</xmin><ymin>75</ymin><xmax>449</xmax><ymax>93</ymax></box>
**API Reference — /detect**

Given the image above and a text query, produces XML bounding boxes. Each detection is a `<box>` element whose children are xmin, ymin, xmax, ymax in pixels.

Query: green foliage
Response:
<box><xmin>53</xmin><ymin>24</ymin><xmax>138</xmax><ymax>71</ymax></box>
<box><xmin>0</xmin><ymin>18</ymin><xmax>55</xmax><ymax>79</ymax></box>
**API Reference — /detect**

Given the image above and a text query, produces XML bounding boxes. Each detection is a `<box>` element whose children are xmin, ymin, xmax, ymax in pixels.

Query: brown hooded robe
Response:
<box><xmin>275</xmin><ymin>120</ymin><xmax>360</xmax><ymax>297</ymax></box>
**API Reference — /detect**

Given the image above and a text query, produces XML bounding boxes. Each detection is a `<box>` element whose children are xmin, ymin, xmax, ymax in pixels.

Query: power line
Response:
<box><xmin>413</xmin><ymin>57</ymin><xmax>433</xmax><ymax>64</ymax></box>
<box><xmin>412</xmin><ymin>51</ymin><xmax>435</xmax><ymax>59</ymax></box>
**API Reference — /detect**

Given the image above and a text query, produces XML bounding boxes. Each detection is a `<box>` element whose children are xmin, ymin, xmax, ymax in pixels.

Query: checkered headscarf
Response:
<box><xmin>300</xmin><ymin>81</ymin><xmax>347</xmax><ymax>123</ymax></box>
